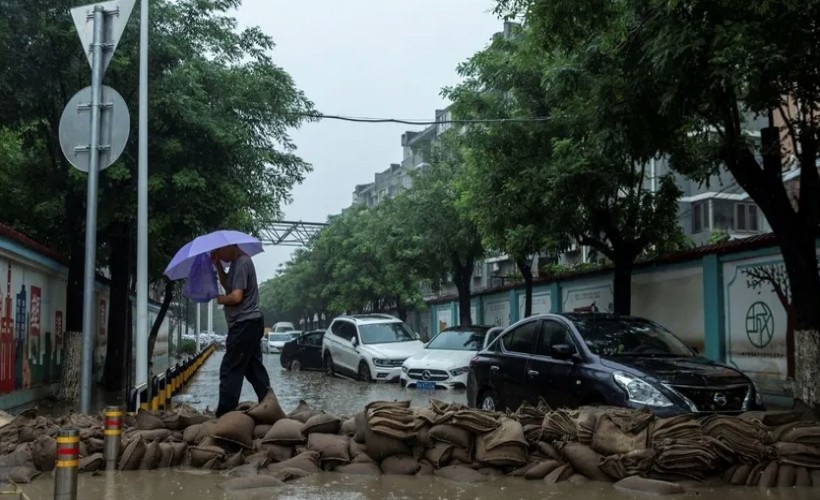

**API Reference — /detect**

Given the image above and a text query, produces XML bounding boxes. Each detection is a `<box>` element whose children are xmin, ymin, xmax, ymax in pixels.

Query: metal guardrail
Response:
<box><xmin>126</xmin><ymin>342</ymin><xmax>216</xmax><ymax>412</ymax></box>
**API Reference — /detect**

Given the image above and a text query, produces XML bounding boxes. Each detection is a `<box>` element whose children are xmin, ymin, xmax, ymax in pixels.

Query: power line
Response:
<box><xmin>297</xmin><ymin>113</ymin><xmax>551</xmax><ymax>125</ymax></box>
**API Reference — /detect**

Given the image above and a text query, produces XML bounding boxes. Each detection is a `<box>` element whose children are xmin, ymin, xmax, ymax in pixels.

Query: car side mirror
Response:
<box><xmin>351</xmin><ymin>337</ymin><xmax>359</xmax><ymax>347</ymax></box>
<box><xmin>550</xmin><ymin>344</ymin><xmax>574</xmax><ymax>361</ymax></box>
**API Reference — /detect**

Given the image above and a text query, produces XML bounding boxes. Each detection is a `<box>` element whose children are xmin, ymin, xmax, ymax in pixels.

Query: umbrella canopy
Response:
<box><xmin>164</xmin><ymin>229</ymin><xmax>264</xmax><ymax>280</ymax></box>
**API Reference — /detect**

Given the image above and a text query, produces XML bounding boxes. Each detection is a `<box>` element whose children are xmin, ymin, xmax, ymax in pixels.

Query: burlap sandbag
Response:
<box><xmin>509</xmin><ymin>460</ymin><xmax>540</xmax><ymax>478</ymax></box>
<box><xmin>416</xmin><ymin>460</ymin><xmax>435</xmax><ymax>477</ymax></box>
<box><xmin>301</xmin><ymin>413</ymin><xmax>341</xmax><ymax>436</ymax></box>
<box><xmin>247</xmin><ymin>388</ymin><xmax>288</xmax><ymax>425</ymax></box>
<box><xmin>757</xmin><ymin>461</ymin><xmax>779</xmax><ymax>488</ymax></box>
<box><xmin>591</xmin><ymin>414</ymin><xmax>649</xmax><ymax>456</ymax></box>
<box><xmin>86</xmin><ymin>437</ymin><xmax>105</xmax><ymax>454</ymax></box>
<box><xmin>189</xmin><ymin>445</ymin><xmax>225</xmax><ymax>468</ymax></box>
<box><xmin>131</xmin><ymin>429</ymin><xmax>172</xmax><ymax>442</ymax></box>
<box><xmin>543</xmin><ymin>463</ymin><xmax>574</xmax><ymax>483</ymax></box>
<box><xmin>3</xmin><ymin>466</ymin><xmax>40</xmax><ymax>484</ymax></box>
<box><xmin>119</xmin><ymin>437</ymin><xmax>146</xmax><ymax>471</ymax></box>
<box><xmin>268</xmin><ymin>466</ymin><xmax>314</xmax><ymax>482</ymax></box>
<box><xmin>795</xmin><ymin>466</ymin><xmax>812</xmax><ymax>487</ymax></box>
<box><xmin>254</xmin><ymin>425</ymin><xmax>272</xmax><ymax>440</ymax></box>
<box><xmin>381</xmin><ymin>455</ymin><xmax>420</xmax><ymax>475</ymax></box>
<box><xmin>524</xmin><ymin>459</ymin><xmax>561</xmax><ymax>480</ymax></box>
<box><xmin>218</xmin><ymin>475</ymin><xmax>284</xmax><ymax>491</ymax></box>
<box><xmin>475</xmin><ymin>430</ymin><xmax>527</xmax><ymax>468</ymax></box>
<box><xmin>429</xmin><ymin>424</ymin><xmax>473</xmax><ymax>450</ymax></box>
<box><xmin>222</xmin><ymin>451</ymin><xmax>245</xmax><ymax>470</ymax></box>
<box><xmin>262</xmin><ymin>418</ymin><xmax>305</xmax><ymax>445</ymax></box>
<box><xmin>335</xmin><ymin>461</ymin><xmax>383</xmax><ymax>476</ymax></box>
<box><xmin>810</xmin><ymin>470</ymin><xmax>820</xmax><ymax>487</ymax></box>
<box><xmin>265</xmin><ymin>451</ymin><xmax>321</xmax><ymax>474</ymax></box>
<box><xmin>353</xmin><ymin>412</ymin><xmax>367</xmax><ymax>444</ymax></box>
<box><xmin>424</xmin><ymin>442</ymin><xmax>454</xmax><ymax>468</ymax></box>
<box><xmin>196</xmin><ymin>420</ymin><xmax>218</xmax><ymax>442</ymax></box>
<box><xmin>414</xmin><ymin>425</ymin><xmax>433</xmax><ymax>448</ymax></box>
<box><xmin>348</xmin><ymin>439</ymin><xmax>368</xmax><ymax>460</ymax></box>
<box><xmin>170</xmin><ymin>442</ymin><xmax>187</xmax><ymax>466</ymax></box>
<box><xmin>156</xmin><ymin>443</ymin><xmax>174</xmax><ymax>469</ymax></box>
<box><xmin>31</xmin><ymin>436</ymin><xmax>56</xmax><ymax>472</ymax></box>
<box><xmin>483</xmin><ymin>417</ymin><xmax>528</xmax><ymax>451</ymax></box>
<box><xmin>745</xmin><ymin>463</ymin><xmax>765</xmax><ymax>487</ymax></box>
<box><xmin>340</xmin><ymin>417</ymin><xmax>356</xmax><ymax>437</ymax></box>
<box><xmin>17</xmin><ymin>426</ymin><xmax>37</xmax><ymax>443</ymax></box>
<box><xmin>536</xmin><ymin>441</ymin><xmax>562</xmax><ymax>462</ymax></box>
<box><xmin>180</xmin><ymin>412</ymin><xmax>211</xmax><ymax>428</ymax></box>
<box><xmin>136</xmin><ymin>410</ymin><xmax>166</xmax><ymax>430</ymax></box>
<box><xmin>614</xmin><ymin>476</ymin><xmax>684</xmax><ymax>495</ymax></box>
<box><xmin>364</xmin><ymin>423</ymin><xmax>410</xmax><ymax>462</ymax></box>
<box><xmin>434</xmin><ymin>464</ymin><xmax>490</xmax><ymax>483</ymax></box>
<box><xmin>244</xmin><ymin>452</ymin><xmax>271</xmax><ymax>469</ymax></box>
<box><xmin>212</xmin><ymin>411</ymin><xmax>255</xmax><ymax>449</ymax></box>
<box><xmin>777</xmin><ymin>463</ymin><xmax>796</xmax><ymax>487</ymax></box>
<box><xmin>307</xmin><ymin>433</ymin><xmax>350</xmax><ymax>468</ymax></box>
<box><xmin>449</xmin><ymin>446</ymin><xmax>472</xmax><ymax>465</ymax></box>
<box><xmin>774</xmin><ymin>442</ymin><xmax>820</xmax><ymax>468</ymax></box>
<box><xmin>78</xmin><ymin>453</ymin><xmax>105</xmax><ymax>473</ymax></box>
<box><xmin>729</xmin><ymin>464</ymin><xmax>751</xmax><ymax>486</ymax></box>
<box><xmin>138</xmin><ymin>441</ymin><xmax>161</xmax><ymax>470</ymax></box>
<box><xmin>0</xmin><ymin>449</ymin><xmax>32</xmax><ymax>470</ymax></box>
<box><xmin>183</xmin><ymin>423</ymin><xmax>202</xmax><ymax>444</ymax></box>
<box><xmin>263</xmin><ymin>443</ymin><xmax>294</xmax><ymax>463</ymax></box>
<box><xmin>161</xmin><ymin>412</ymin><xmax>182</xmax><ymax>431</ymax></box>
<box><xmin>599</xmin><ymin>448</ymin><xmax>656</xmax><ymax>480</ymax></box>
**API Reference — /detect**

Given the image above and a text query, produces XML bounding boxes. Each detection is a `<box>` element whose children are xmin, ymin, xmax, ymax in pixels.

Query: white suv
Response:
<box><xmin>322</xmin><ymin>314</ymin><xmax>425</xmax><ymax>382</ymax></box>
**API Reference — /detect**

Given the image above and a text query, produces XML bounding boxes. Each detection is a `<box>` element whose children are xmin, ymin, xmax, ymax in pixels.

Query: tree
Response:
<box><xmin>499</xmin><ymin>0</ymin><xmax>820</xmax><ymax>403</ymax></box>
<box><xmin>0</xmin><ymin>0</ymin><xmax>314</xmax><ymax>393</ymax></box>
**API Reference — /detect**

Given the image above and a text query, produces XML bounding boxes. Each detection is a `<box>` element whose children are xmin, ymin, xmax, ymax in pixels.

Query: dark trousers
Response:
<box><xmin>216</xmin><ymin>317</ymin><xmax>270</xmax><ymax>417</ymax></box>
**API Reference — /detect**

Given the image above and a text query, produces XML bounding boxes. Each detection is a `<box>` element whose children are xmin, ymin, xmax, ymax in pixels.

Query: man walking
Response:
<box><xmin>211</xmin><ymin>244</ymin><xmax>270</xmax><ymax>417</ymax></box>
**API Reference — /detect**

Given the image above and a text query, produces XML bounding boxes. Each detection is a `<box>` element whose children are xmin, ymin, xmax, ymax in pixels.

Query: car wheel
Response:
<box><xmin>479</xmin><ymin>390</ymin><xmax>501</xmax><ymax>412</ymax></box>
<box><xmin>358</xmin><ymin>361</ymin><xmax>372</xmax><ymax>382</ymax></box>
<box><xmin>324</xmin><ymin>353</ymin><xmax>335</xmax><ymax>377</ymax></box>
<box><xmin>290</xmin><ymin>359</ymin><xmax>302</xmax><ymax>372</ymax></box>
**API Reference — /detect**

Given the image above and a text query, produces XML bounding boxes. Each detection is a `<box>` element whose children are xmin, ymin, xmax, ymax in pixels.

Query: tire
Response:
<box><xmin>290</xmin><ymin>359</ymin><xmax>302</xmax><ymax>372</ymax></box>
<box><xmin>324</xmin><ymin>352</ymin><xmax>335</xmax><ymax>377</ymax></box>
<box><xmin>479</xmin><ymin>390</ymin><xmax>502</xmax><ymax>412</ymax></box>
<box><xmin>358</xmin><ymin>361</ymin><xmax>372</xmax><ymax>382</ymax></box>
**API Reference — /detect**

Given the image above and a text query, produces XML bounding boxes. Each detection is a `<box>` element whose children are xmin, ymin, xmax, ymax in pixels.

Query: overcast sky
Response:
<box><xmin>231</xmin><ymin>0</ymin><xmax>501</xmax><ymax>281</ymax></box>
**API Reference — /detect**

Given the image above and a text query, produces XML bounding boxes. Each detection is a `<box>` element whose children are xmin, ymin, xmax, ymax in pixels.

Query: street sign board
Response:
<box><xmin>71</xmin><ymin>0</ymin><xmax>137</xmax><ymax>75</ymax></box>
<box><xmin>58</xmin><ymin>85</ymin><xmax>131</xmax><ymax>172</ymax></box>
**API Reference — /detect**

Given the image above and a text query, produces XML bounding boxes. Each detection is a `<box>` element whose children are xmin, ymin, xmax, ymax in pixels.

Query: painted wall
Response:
<box><xmin>435</xmin><ymin>305</ymin><xmax>452</xmax><ymax>334</ymax></box>
<box><xmin>632</xmin><ymin>266</ymin><xmax>704</xmax><ymax>348</ymax></box>
<box><xmin>518</xmin><ymin>289</ymin><xmax>551</xmax><ymax>319</ymax></box>
<box><xmin>483</xmin><ymin>296</ymin><xmax>511</xmax><ymax>327</ymax></box>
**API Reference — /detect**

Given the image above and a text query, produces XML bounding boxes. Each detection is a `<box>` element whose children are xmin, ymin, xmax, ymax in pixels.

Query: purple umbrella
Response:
<box><xmin>164</xmin><ymin>229</ymin><xmax>264</xmax><ymax>280</ymax></box>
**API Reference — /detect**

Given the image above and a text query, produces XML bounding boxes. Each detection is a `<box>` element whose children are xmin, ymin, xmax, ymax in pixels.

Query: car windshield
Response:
<box><xmin>573</xmin><ymin>317</ymin><xmax>693</xmax><ymax>357</ymax></box>
<box><xmin>269</xmin><ymin>334</ymin><xmax>292</xmax><ymax>342</ymax></box>
<box><xmin>426</xmin><ymin>329</ymin><xmax>487</xmax><ymax>351</ymax></box>
<box><xmin>359</xmin><ymin>323</ymin><xmax>417</xmax><ymax>344</ymax></box>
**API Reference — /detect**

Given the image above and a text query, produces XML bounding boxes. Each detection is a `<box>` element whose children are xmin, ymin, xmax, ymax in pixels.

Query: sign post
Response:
<box><xmin>136</xmin><ymin>0</ymin><xmax>150</xmax><ymax>406</ymax></box>
<box><xmin>60</xmin><ymin>0</ymin><xmax>135</xmax><ymax>413</ymax></box>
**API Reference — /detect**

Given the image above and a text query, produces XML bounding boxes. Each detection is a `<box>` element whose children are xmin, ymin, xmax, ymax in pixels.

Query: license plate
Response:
<box><xmin>416</xmin><ymin>381</ymin><xmax>436</xmax><ymax>391</ymax></box>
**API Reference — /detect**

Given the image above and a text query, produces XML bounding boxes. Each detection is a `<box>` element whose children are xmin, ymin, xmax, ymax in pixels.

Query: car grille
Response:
<box><xmin>670</xmin><ymin>384</ymin><xmax>750</xmax><ymax>412</ymax></box>
<box><xmin>408</xmin><ymin>369</ymin><xmax>449</xmax><ymax>381</ymax></box>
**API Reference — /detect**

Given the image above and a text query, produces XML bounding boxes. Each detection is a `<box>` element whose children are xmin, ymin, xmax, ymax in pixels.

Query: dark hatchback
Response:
<box><xmin>467</xmin><ymin>313</ymin><xmax>765</xmax><ymax>416</ymax></box>
<box><xmin>280</xmin><ymin>329</ymin><xmax>326</xmax><ymax>371</ymax></box>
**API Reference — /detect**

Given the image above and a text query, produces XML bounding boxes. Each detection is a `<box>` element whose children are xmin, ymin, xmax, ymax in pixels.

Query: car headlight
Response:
<box><xmin>401</xmin><ymin>365</ymin><xmax>408</xmax><ymax>373</ymax></box>
<box><xmin>449</xmin><ymin>367</ymin><xmax>469</xmax><ymax>377</ymax></box>
<box><xmin>613</xmin><ymin>371</ymin><xmax>673</xmax><ymax>407</ymax></box>
<box><xmin>752</xmin><ymin>380</ymin><xmax>763</xmax><ymax>406</ymax></box>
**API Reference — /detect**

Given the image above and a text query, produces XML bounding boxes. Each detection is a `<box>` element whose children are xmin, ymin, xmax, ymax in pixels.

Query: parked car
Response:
<box><xmin>322</xmin><ymin>314</ymin><xmax>425</xmax><ymax>382</ymax></box>
<box><xmin>280</xmin><ymin>329</ymin><xmax>326</xmax><ymax>371</ymax></box>
<box><xmin>267</xmin><ymin>331</ymin><xmax>300</xmax><ymax>353</ymax></box>
<box><xmin>467</xmin><ymin>313</ymin><xmax>765</xmax><ymax>417</ymax></box>
<box><xmin>272</xmin><ymin>322</ymin><xmax>295</xmax><ymax>333</ymax></box>
<box><xmin>400</xmin><ymin>325</ymin><xmax>500</xmax><ymax>390</ymax></box>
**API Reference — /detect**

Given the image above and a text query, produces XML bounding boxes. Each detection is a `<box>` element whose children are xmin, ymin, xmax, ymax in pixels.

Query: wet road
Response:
<box><xmin>17</xmin><ymin>469</ymin><xmax>820</xmax><ymax>499</ymax></box>
<box><xmin>174</xmin><ymin>350</ymin><xmax>465</xmax><ymax>416</ymax></box>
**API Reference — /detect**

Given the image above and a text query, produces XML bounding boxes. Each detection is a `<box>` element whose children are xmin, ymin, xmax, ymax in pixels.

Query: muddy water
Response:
<box><xmin>174</xmin><ymin>351</ymin><xmax>461</xmax><ymax>416</ymax></box>
<box><xmin>18</xmin><ymin>469</ymin><xmax>820</xmax><ymax>499</ymax></box>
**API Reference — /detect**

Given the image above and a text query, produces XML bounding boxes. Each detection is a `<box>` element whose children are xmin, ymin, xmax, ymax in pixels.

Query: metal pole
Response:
<box><xmin>196</xmin><ymin>303</ymin><xmax>201</xmax><ymax>352</ymax></box>
<box><xmin>54</xmin><ymin>428</ymin><xmax>80</xmax><ymax>500</ymax></box>
<box><xmin>207</xmin><ymin>299</ymin><xmax>213</xmax><ymax>339</ymax></box>
<box><xmin>103</xmin><ymin>406</ymin><xmax>123</xmax><ymax>471</ymax></box>
<box><xmin>135</xmin><ymin>0</ymin><xmax>150</xmax><ymax>396</ymax></box>
<box><xmin>79</xmin><ymin>6</ymin><xmax>105</xmax><ymax>414</ymax></box>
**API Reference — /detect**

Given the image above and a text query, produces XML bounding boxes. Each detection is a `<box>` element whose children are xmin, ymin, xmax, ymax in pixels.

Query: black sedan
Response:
<box><xmin>467</xmin><ymin>313</ymin><xmax>765</xmax><ymax>416</ymax></box>
<box><xmin>280</xmin><ymin>329</ymin><xmax>326</xmax><ymax>371</ymax></box>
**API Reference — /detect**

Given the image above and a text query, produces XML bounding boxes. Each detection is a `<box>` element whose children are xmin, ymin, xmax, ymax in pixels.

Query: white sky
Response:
<box><xmin>231</xmin><ymin>0</ymin><xmax>501</xmax><ymax>281</ymax></box>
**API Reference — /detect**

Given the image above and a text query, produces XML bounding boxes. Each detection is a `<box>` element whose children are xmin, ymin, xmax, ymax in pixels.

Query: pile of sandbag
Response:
<box><xmin>3</xmin><ymin>393</ymin><xmax>820</xmax><ymax>493</ymax></box>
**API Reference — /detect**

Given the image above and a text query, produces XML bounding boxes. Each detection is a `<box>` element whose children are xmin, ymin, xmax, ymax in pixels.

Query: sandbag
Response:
<box><xmin>307</xmin><ymin>433</ymin><xmax>350</xmax><ymax>467</ymax></box>
<box><xmin>811</xmin><ymin>470</ymin><xmax>820</xmax><ymax>487</ymax></box>
<box><xmin>543</xmin><ymin>464</ymin><xmax>574</xmax><ymax>483</ymax></box>
<box><xmin>157</xmin><ymin>443</ymin><xmax>174</xmax><ymax>469</ymax></box>
<box><xmin>119</xmin><ymin>437</ymin><xmax>146</xmax><ymax>471</ymax></box>
<box><xmin>364</xmin><ymin>423</ymin><xmax>410</xmax><ymax>462</ymax></box>
<box><xmin>429</xmin><ymin>424</ymin><xmax>473</xmax><ymax>450</ymax></box>
<box><xmin>598</xmin><ymin>448</ymin><xmax>656</xmax><ymax>480</ymax></box>
<box><xmin>78</xmin><ymin>453</ymin><xmax>105</xmax><ymax>473</ymax></box>
<box><xmin>179</xmin><ymin>412</ymin><xmax>211</xmax><ymax>428</ymax></box>
<box><xmin>348</xmin><ymin>439</ymin><xmax>368</xmax><ymax>460</ymax></box>
<box><xmin>188</xmin><ymin>445</ymin><xmax>225</xmax><ymax>468</ymax></box>
<box><xmin>268</xmin><ymin>466</ymin><xmax>314</xmax><ymax>482</ymax></box>
<box><xmin>218</xmin><ymin>475</ymin><xmax>284</xmax><ymax>491</ymax></box>
<box><xmin>301</xmin><ymin>413</ymin><xmax>341</xmax><ymax>436</ymax></box>
<box><xmin>265</xmin><ymin>451</ymin><xmax>321</xmax><ymax>474</ymax></box>
<box><xmin>729</xmin><ymin>464</ymin><xmax>751</xmax><ymax>486</ymax></box>
<box><xmin>247</xmin><ymin>388</ymin><xmax>288</xmax><ymax>425</ymax></box>
<box><xmin>795</xmin><ymin>466</ymin><xmax>811</xmax><ymax>487</ymax></box>
<box><xmin>138</xmin><ymin>441</ymin><xmax>161</xmax><ymax>470</ymax></box>
<box><xmin>86</xmin><ymin>437</ymin><xmax>105</xmax><ymax>454</ymax></box>
<box><xmin>340</xmin><ymin>417</ymin><xmax>356</xmax><ymax>437</ymax></box>
<box><xmin>183</xmin><ymin>423</ymin><xmax>202</xmax><ymax>444</ymax></box>
<box><xmin>244</xmin><ymin>452</ymin><xmax>271</xmax><ymax>469</ymax></box>
<box><xmin>262</xmin><ymin>419</ymin><xmax>305</xmax><ymax>445</ymax></box>
<box><xmin>30</xmin><ymin>436</ymin><xmax>56</xmax><ymax>472</ymax></box>
<box><xmin>416</xmin><ymin>460</ymin><xmax>435</xmax><ymax>477</ymax></box>
<box><xmin>161</xmin><ymin>412</ymin><xmax>182</xmax><ymax>431</ymax></box>
<box><xmin>613</xmin><ymin>476</ymin><xmax>685</xmax><ymax>495</ymax></box>
<box><xmin>4</xmin><ymin>466</ymin><xmax>40</xmax><ymax>484</ymax></box>
<box><xmin>353</xmin><ymin>412</ymin><xmax>367</xmax><ymax>444</ymax></box>
<box><xmin>449</xmin><ymin>446</ymin><xmax>472</xmax><ymax>465</ymax></box>
<box><xmin>135</xmin><ymin>410</ymin><xmax>166</xmax><ymax>430</ymax></box>
<box><xmin>212</xmin><ymin>411</ymin><xmax>255</xmax><ymax>449</ymax></box>
<box><xmin>381</xmin><ymin>455</ymin><xmax>420</xmax><ymax>475</ymax></box>
<box><xmin>414</xmin><ymin>426</ymin><xmax>433</xmax><ymax>448</ymax></box>
<box><xmin>475</xmin><ymin>435</ymin><xmax>527</xmax><ymax>467</ymax></box>
<box><xmin>263</xmin><ymin>443</ymin><xmax>294</xmax><ymax>463</ymax></box>
<box><xmin>757</xmin><ymin>461</ymin><xmax>779</xmax><ymax>488</ymax></box>
<box><xmin>424</xmin><ymin>442</ymin><xmax>454</xmax><ymax>468</ymax></box>
<box><xmin>774</xmin><ymin>441</ymin><xmax>820</xmax><ymax>468</ymax></box>
<box><xmin>591</xmin><ymin>414</ymin><xmax>648</xmax><ymax>456</ymax></box>
<box><xmin>569</xmin><ymin>474</ymin><xmax>590</xmax><ymax>485</ymax></box>
<box><xmin>536</xmin><ymin>441</ymin><xmax>562</xmax><ymax>462</ymax></box>
<box><xmin>131</xmin><ymin>429</ymin><xmax>172</xmax><ymax>442</ymax></box>
<box><xmin>524</xmin><ymin>459</ymin><xmax>561</xmax><ymax>480</ymax></box>
<box><xmin>434</xmin><ymin>464</ymin><xmax>490</xmax><ymax>483</ymax></box>
<box><xmin>223</xmin><ymin>451</ymin><xmax>245</xmax><ymax>470</ymax></box>
<box><xmin>450</xmin><ymin>409</ymin><xmax>500</xmax><ymax>434</ymax></box>
<box><xmin>229</xmin><ymin>464</ymin><xmax>261</xmax><ymax>477</ymax></box>
<box><xmin>254</xmin><ymin>425</ymin><xmax>272</xmax><ymax>440</ymax></box>
<box><xmin>777</xmin><ymin>464</ymin><xmax>796</xmax><ymax>487</ymax></box>
<box><xmin>170</xmin><ymin>442</ymin><xmax>188</xmax><ymax>466</ymax></box>
<box><xmin>335</xmin><ymin>462</ymin><xmax>383</xmax><ymax>476</ymax></box>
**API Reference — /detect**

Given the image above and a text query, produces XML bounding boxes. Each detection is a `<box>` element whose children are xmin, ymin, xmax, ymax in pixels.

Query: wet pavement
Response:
<box><xmin>174</xmin><ymin>350</ymin><xmax>464</xmax><ymax>416</ymax></box>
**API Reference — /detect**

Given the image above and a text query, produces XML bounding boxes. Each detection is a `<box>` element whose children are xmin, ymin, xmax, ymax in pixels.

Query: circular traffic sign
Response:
<box><xmin>58</xmin><ymin>85</ymin><xmax>130</xmax><ymax>173</ymax></box>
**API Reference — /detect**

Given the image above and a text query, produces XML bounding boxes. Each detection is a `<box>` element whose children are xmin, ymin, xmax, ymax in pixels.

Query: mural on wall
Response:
<box><xmin>518</xmin><ymin>292</ymin><xmax>551</xmax><ymax>319</ymax></box>
<box><xmin>436</xmin><ymin>306</ymin><xmax>451</xmax><ymax>334</ymax></box>
<box><xmin>484</xmin><ymin>299</ymin><xmax>510</xmax><ymax>327</ymax></box>
<box><xmin>563</xmin><ymin>284</ymin><xmax>614</xmax><ymax>313</ymax></box>
<box><xmin>0</xmin><ymin>259</ymin><xmax>65</xmax><ymax>395</ymax></box>
<box><xmin>631</xmin><ymin>267</ymin><xmax>704</xmax><ymax>348</ymax></box>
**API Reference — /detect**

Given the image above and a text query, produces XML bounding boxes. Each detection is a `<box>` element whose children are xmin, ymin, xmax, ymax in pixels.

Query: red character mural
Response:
<box><xmin>30</xmin><ymin>286</ymin><xmax>41</xmax><ymax>359</ymax></box>
<box><xmin>0</xmin><ymin>263</ymin><xmax>14</xmax><ymax>393</ymax></box>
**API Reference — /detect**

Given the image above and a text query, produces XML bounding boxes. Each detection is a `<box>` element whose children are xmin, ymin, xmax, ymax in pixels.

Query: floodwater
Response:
<box><xmin>12</xmin><ymin>352</ymin><xmax>820</xmax><ymax>498</ymax></box>
<box><xmin>174</xmin><ymin>350</ymin><xmax>462</xmax><ymax>416</ymax></box>
<box><xmin>16</xmin><ymin>469</ymin><xmax>820</xmax><ymax>500</ymax></box>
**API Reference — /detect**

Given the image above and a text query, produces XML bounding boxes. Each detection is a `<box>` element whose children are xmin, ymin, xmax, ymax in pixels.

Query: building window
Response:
<box><xmin>692</xmin><ymin>202</ymin><xmax>706</xmax><ymax>233</ymax></box>
<box><xmin>735</xmin><ymin>203</ymin><xmax>759</xmax><ymax>232</ymax></box>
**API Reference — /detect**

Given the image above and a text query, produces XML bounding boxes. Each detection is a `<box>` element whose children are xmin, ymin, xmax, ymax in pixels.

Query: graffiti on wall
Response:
<box><xmin>563</xmin><ymin>284</ymin><xmax>614</xmax><ymax>313</ymax></box>
<box><xmin>484</xmin><ymin>299</ymin><xmax>510</xmax><ymax>327</ymax></box>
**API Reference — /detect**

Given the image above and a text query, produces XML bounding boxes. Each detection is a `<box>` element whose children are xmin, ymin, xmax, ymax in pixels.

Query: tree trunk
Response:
<box><xmin>147</xmin><ymin>279</ymin><xmax>174</xmax><ymax>363</ymax></box>
<box><xmin>395</xmin><ymin>296</ymin><xmax>407</xmax><ymax>322</ymax></box>
<box><xmin>55</xmin><ymin>329</ymin><xmax>81</xmax><ymax>403</ymax></box>
<box><xmin>612</xmin><ymin>256</ymin><xmax>634</xmax><ymax>315</ymax></box>
<box><xmin>102</xmin><ymin>229</ymin><xmax>130</xmax><ymax>391</ymax></box>
<box><xmin>452</xmin><ymin>254</ymin><xmax>473</xmax><ymax>326</ymax></box>
<box><xmin>516</xmin><ymin>258</ymin><xmax>534</xmax><ymax>318</ymax></box>
<box><xmin>794</xmin><ymin>329</ymin><xmax>820</xmax><ymax>407</ymax></box>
